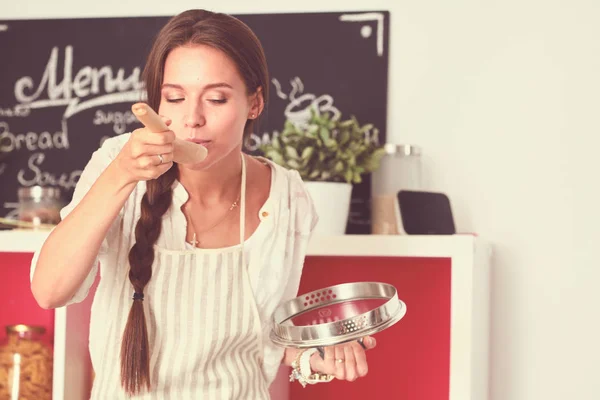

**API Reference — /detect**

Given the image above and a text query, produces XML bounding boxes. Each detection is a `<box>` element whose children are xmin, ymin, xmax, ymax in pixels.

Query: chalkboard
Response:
<box><xmin>0</xmin><ymin>11</ymin><xmax>389</xmax><ymax>234</ymax></box>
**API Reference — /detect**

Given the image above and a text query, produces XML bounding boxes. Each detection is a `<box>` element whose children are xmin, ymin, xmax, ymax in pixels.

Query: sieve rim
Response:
<box><xmin>269</xmin><ymin>282</ymin><xmax>407</xmax><ymax>348</ymax></box>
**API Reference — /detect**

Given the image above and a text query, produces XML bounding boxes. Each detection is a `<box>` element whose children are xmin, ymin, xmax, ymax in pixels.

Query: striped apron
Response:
<box><xmin>90</xmin><ymin>154</ymin><xmax>270</xmax><ymax>399</ymax></box>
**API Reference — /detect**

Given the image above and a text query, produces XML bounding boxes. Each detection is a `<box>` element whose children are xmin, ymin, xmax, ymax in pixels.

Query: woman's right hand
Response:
<box><xmin>115</xmin><ymin>117</ymin><xmax>176</xmax><ymax>184</ymax></box>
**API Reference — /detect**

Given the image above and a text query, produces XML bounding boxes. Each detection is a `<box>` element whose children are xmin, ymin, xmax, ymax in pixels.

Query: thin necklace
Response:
<box><xmin>186</xmin><ymin>189</ymin><xmax>241</xmax><ymax>248</ymax></box>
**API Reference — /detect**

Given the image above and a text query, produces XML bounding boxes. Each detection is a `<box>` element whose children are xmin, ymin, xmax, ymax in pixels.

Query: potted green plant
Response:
<box><xmin>260</xmin><ymin>107</ymin><xmax>385</xmax><ymax>234</ymax></box>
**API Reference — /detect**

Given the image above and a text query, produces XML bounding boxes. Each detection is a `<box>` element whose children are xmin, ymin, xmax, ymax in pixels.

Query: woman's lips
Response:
<box><xmin>186</xmin><ymin>139</ymin><xmax>211</xmax><ymax>146</ymax></box>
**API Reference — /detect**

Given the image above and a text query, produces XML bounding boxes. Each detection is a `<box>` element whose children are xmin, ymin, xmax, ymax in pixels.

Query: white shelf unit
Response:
<box><xmin>0</xmin><ymin>231</ymin><xmax>492</xmax><ymax>400</ymax></box>
<box><xmin>0</xmin><ymin>230</ymin><xmax>88</xmax><ymax>400</ymax></box>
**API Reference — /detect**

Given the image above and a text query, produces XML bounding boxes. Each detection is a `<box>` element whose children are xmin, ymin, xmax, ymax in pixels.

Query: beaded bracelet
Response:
<box><xmin>289</xmin><ymin>348</ymin><xmax>334</xmax><ymax>387</ymax></box>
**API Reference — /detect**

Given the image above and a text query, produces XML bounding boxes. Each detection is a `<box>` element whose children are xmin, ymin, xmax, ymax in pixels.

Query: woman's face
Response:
<box><xmin>158</xmin><ymin>44</ymin><xmax>261</xmax><ymax>170</ymax></box>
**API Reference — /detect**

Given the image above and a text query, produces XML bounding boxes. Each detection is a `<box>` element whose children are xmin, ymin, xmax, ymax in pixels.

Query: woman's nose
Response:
<box><xmin>185</xmin><ymin>102</ymin><xmax>206</xmax><ymax>128</ymax></box>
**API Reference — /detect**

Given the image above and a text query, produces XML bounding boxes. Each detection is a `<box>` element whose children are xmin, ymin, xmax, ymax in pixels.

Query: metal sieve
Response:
<box><xmin>270</xmin><ymin>282</ymin><xmax>407</xmax><ymax>348</ymax></box>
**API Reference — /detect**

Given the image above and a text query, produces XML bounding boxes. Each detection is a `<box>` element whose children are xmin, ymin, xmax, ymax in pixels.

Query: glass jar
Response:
<box><xmin>371</xmin><ymin>144</ymin><xmax>423</xmax><ymax>234</ymax></box>
<box><xmin>17</xmin><ymin>186</ymin><xmax>62</xmax><ymax>229</ymax></box>
<box><xmin>0</xmin><ymin>325</ymin><xmax>53</xmax><ymax>399</ymax></box>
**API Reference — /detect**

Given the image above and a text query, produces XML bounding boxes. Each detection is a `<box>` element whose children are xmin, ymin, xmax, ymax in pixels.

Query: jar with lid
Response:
<box><xmin>0</xmin><ymin>324</ymin><xmax>53</xmax><ymax>399</ymax></box>
<box><xmin>371</xmin><ymin>144</ymin><xmax>423</xmax><ymax>234</ymax></box>
<box><xmin>18</xmin><ymin>186</ymin><xmax>62</xmax><ymax>229</ymax></box>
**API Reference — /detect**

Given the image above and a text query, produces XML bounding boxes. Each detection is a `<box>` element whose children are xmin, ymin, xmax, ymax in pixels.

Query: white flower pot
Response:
<box><xmin>304</xmin><ymin>181</ymin><xmax>353</xmax><ymax>235</ymax></box>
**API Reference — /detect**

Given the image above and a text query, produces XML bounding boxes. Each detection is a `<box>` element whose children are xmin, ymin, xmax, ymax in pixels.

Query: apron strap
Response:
<box><xmin>238</xmin><ymin>152</ymin><xmax>264</xmax><ymax>359</ymax></box>
<box><xmin>240</xmin><ymin>153</ymin><xmax>247</xmax><ymax>261</ymax></box>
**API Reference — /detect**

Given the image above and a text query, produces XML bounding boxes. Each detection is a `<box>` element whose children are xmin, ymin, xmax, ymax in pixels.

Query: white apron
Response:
<box><xmin>90</xmin><ymin>154</ymin><xmax>270</xmax><ymax>399</ymax></box>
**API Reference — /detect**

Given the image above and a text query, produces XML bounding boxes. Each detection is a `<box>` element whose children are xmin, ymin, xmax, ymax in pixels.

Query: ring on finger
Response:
<box><xmin>336</xmin><ymin>358</ymin><xmax>344</xmax><ymax>364</ymax></box>
<box><xmin>157</xmin><ymin>154</ymin><xmax>164</xmax><ymax>164</ymax></box>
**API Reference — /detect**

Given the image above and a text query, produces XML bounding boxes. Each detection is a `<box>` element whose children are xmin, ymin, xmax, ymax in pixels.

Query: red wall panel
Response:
<box><xmin>289</xmin><ymin>256</ymin><xmax>451</xmax><ymax>400</ymax></box>
<box><xmin>0</xmin><ymin>252</ymin><xmax>54</xmax><ymax>345</ymax></box>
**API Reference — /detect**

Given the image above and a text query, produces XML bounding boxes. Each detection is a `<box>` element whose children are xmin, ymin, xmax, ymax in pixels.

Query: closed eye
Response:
<box><xmin>209</xmin><ymin>99</ymin><xmax>227</xmax><ymax>104</ymax></box>
<box><xmin>166</xmin><ymin>98</ymin><xmax>184</xmax><ymax>103</ymax></box>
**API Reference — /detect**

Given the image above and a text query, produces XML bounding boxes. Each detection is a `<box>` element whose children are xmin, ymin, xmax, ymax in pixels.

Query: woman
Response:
<box><xmin>30</xmin><ymin>9</ymin><xmax>375</xmax><ymax>399</ymax></box>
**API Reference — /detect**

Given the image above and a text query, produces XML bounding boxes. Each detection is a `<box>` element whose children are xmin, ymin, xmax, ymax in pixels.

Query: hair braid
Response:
<box><xmin>120</xmin><ymin>166</ymin><xmax>177</xmax><ymax>395</ymax></box>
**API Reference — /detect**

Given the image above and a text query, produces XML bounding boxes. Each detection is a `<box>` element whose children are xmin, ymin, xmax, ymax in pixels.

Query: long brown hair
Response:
<box><xmin>120</xmin><ymin>9</ymin><xmax>270</xmax><ymax>395</ymax></box>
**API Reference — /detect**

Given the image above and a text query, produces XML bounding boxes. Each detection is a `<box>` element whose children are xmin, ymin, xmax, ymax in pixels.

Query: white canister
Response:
<box><xmin>371</xmin><ymin>144</ymin><xmax>422</xmax><ymax>234</ymax></box>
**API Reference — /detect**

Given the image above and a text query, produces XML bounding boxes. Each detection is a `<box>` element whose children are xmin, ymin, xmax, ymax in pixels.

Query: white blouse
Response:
<box><xmin>30</xmin><ymin>134</ymin><xmax>318</xmax><ymax>390</ymax></box>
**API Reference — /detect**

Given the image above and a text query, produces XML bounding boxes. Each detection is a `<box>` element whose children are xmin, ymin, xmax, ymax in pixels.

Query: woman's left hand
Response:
<box><xmin>309</xmin><ymin>336</ymin><xmax>377</xmax><ymax>382</ymax></box>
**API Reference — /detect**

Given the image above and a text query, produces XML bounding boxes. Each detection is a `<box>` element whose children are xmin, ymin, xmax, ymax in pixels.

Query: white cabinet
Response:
<box><xmin>0</xmin><ymin>231</ymin><xmax>491</xmax><ymax>400</ymax></box>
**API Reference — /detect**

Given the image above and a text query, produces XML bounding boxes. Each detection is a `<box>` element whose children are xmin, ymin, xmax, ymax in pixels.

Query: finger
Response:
<box><xmin>159</xmin><ymin>115</ymin><xmax>172</xmax><ymax>126</ymax></box>
<box><xmin>334</xmin><ymin>345</ymin><xmax>345</xmax><ymax>380</ymax></box>
<box><xmin>308</xmin><ymin>350</ymin><xmax>324</xmax><ymax>373</ymax></box>
<box><xmin>148</xmin><ymin>130</ymin><xmax>176</xmax><ymax>145</ymax></box>
<box><xmin>142</xmin><ymin>161</ymin><xmax>174</xmax><ymax>180</ymax></box>
<box><xmin>131</xmin><ymin>142</ymin><xmax>174</xmax><ymax>159</ymax></box>
<box><xmin>131</xmin><ymin>128</ymin><xmax>176</xmax><ymax>151</ymax></box>
<box><xmin>344</xmin><ymin>344</ymin><xmax>358</xmax><ymax>381</ymax></box>
<box><xmin>323</xmin><ymin>346</ymin><xmax>336</xmax><ymax>375</ymax></box>
<box><xmin>136</xmin><ymin>129</ymin><xmax>176</xmax><ymax>146</ymax></box>
<box><xmin>138</xmin><ymin>153</ymin><xmax>171</xmax><ymax>169</ymax></box>
<box><xmin>352</xmin><ymin>341</ymin><xmax>369</xmax><ymax>377</ymax></box>
<box><xmin>152</xmin><ymin>152</ymin><xmax>174</xmax><ymax>166</ymax></box>
<box><xmin>155</xmin><ymin>160</ymin><xmax>174</xmax><ymax>174</ymax></box>
<box><xmin>308</xmin><ymin>350</ymin><xmax>330</xmax><ymax>375</ymax></box>
<box><xmin>361</xmin><ymin>336</ymin><xmax>377</xmax><ymax>350</ymax></box>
